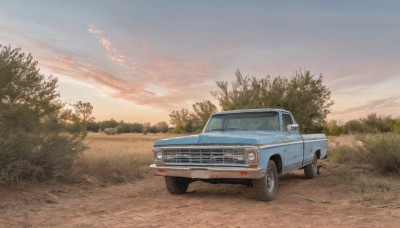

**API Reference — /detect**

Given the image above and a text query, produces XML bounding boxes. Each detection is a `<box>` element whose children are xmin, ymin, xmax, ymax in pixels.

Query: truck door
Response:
<box><xmin>282</xmin><ymin>113</ymin><xmax>304</xmax><ymax>171</ymax></box>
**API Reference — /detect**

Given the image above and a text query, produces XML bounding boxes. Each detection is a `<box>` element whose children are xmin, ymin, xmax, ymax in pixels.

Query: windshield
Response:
<box><xmin>203</xmin><ymin>111</ymin><xmax>280</xmax><ymax>132</ymax></box>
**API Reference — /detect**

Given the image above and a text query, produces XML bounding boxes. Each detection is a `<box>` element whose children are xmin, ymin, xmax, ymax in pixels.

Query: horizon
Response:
<box><xmin>1</xmin><ymin>0</ymin><xmax>399</xmax><ymax>124</ymax></box>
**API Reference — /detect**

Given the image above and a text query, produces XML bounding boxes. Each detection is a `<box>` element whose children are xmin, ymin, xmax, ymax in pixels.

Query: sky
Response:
<box><xmin>1</xmin><ymin>0</ymin><xmax>400</xmax><ymax>124</ymax></box>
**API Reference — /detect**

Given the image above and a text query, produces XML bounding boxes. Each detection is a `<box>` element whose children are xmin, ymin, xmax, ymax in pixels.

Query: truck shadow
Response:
<box><xmin>185</xmin><ymin>170</ymin><xmax>314</xmax><ymax>201</ymax></box>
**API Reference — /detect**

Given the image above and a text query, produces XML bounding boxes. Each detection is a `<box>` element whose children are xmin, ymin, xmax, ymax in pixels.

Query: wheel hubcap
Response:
<box><xmin>312</xmin><ymin>158</ymin><xmax>317</xmax><ymax>174</ymax></box>
<box><xmin>266</xmin><ymin>170</ymin><xmax>275</xmax><ymax>192</ymax></box>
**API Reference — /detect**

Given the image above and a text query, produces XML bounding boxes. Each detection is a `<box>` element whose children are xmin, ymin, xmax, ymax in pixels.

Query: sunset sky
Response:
<box><xmin>1</xmin><ymin>0</ymin><xmax>399</xmax><ymax>124</ymax></box>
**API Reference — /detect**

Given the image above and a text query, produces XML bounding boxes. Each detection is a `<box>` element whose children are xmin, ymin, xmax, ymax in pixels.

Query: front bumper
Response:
<box><xmin>149</xmin><ymin>164</ymin><xmax>263</xmax><ymax>179</ymax></box>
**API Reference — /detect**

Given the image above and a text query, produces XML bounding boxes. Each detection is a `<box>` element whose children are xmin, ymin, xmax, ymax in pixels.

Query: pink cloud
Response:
<box><xmin>88</xmin><ymin>25</ymin><xmax>126</xmax><ymax>63</ymax></box>
<box><xmin>330</xmin><ymin>96</ymin><xmax>400</xmax><ymax>121</ymax></box>
<box><xmin>44</xmin><ymin>53</ymin><xmax>212</xmax><ymax>109</ymax></box>
<box><xmin>8</xmin><ymin>24</ymin><xmax>215</xmax><ymax>110</ymax></box>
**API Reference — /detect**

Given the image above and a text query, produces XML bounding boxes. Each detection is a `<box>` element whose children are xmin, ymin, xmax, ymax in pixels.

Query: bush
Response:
<box><xmin>360</xmin><ymin>133</ymin><xmax>400</xmax><ymax>174</ymax></box>
<box><xmin>65</xmin><ymin>153</ymin><xmax>153</xmax><ymax>184</ymax></box>
<box><xmin>104</xmin><ymin>128</ymin><xmax>118</xmax><ymax>135</ymax></box>
<box><xmin>0</xmin><ymin>45</ymin><xmax>86</xmax><ymax>185</ymax></box>
<box><xmin>330</xmin><ymin>145</ymin><xmax>363</xmax><ymax>164</ymax></box>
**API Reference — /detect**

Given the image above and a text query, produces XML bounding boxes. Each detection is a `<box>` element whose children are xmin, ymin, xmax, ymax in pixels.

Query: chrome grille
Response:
<box><xmin>163</xmin><ymin>147</ymin><xmax>245</xmax><ymax>166</ymax></box>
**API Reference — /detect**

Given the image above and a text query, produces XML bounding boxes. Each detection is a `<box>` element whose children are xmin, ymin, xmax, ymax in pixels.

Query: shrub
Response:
<box><xmin>359</xmin><ymin>133</ymin><xmax>400</xmax><ymax>174</ymax></box>
<box><xmin>65</xmin><ymin>153</ymin><xmax>153</xmax><ymax>184</ymax></box>
<box><xmin>0</xmin><ymin>45</ymin><xmax>86</xmax><ymax>185</ymax></box>
<box><xmin>104</xmin><ymin>127</ymin><xmax>118</xmax><ymax>135</ymax></box>
<box><xmin>330</xmin><ymin>145</ymin><xmax>362</xmax><ymax>164</ymax></box>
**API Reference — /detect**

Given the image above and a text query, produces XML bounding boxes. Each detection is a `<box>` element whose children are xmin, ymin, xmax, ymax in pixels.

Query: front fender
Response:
<box><xmin>258</xmin><ymin>147</ymin><xmax>285</xmax><ymax>175</ymax></box>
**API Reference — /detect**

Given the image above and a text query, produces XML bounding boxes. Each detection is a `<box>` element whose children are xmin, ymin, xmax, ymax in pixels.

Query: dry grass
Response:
<box><xmin>63</xmin><ymin>133</ymin><xmax>182</xmax><ymax>184</ymax></box>
<box><xmin>62</xmin><ymin>133</ymin><xmax>400</xmax><ymax>207</ymax></box>
<box><xmin>321</xmin><ymin>134</ymin><xmax>400</xmax><ymax>206</ymax></box>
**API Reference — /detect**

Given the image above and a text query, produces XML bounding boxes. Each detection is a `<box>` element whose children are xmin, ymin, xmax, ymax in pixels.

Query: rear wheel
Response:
<box><xmin>165</xmin><ymin>177</ymin><xmax>189</xmax><ymax>194</ymax></box>
<box><xmin>253</xmin><ymin>160</ymin><xmax>278</xmax><ymax>201</ymax></box>
<box><xmin>304</xmin><ymin>154</ymin><xmax>318</xmax><ymax>179</ymax></box>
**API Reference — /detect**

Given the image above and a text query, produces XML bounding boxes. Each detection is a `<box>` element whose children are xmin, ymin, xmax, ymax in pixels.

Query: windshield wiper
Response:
<box><xmin>207</xmin><ymin>128</ymin><xmax>249</xmax><ymax>132</ymax></box>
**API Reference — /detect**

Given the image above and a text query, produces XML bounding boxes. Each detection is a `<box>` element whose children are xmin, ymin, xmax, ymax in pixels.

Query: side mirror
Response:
<box><xmin>287</xmin><ymin>124</ymin><xmax>300</xmax><ymax>132</ymax></box>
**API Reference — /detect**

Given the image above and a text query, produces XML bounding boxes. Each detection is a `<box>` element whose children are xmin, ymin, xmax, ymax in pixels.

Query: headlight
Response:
<box><xmin>245</xmin><ymin>147</ymin><xmax>259</xmax><ymax>163</ymax></box>
<box><xmin>155</xmin><ymin>151</ymin><xmax>163</xmax><ymax>160</ymax></box>
<box><xmin>153</xmin><ymin>147</ymin><xmax>163</xmax><ymax>162</ymax></box>
<box><xmin>247</xmin><ymin>152</ymin><xmax>256</xmax><ymax>161</ymax></box>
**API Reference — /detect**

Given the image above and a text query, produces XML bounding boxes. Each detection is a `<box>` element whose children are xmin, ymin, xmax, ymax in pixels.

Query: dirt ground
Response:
<box><xmin>1</xmin><ymin>165</ymin><xmax>400</xmax><ymax>228</ymax></box>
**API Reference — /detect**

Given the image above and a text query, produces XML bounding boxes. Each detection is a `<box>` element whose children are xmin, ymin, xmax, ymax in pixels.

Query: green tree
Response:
<box><xmin>142</xmin><ymin>122</ymin><xmax>151</xmax><ymax>134</ymax></box>
<box><xmin>362</xmin><ymin>113</ymin><xmax>392</xmax><ymax>133</ymax></box>
<box><xmin>212</xmin><ymin>69</ymin><xmax>334</xmax><ymax>133</ymax></box>
<box><xmin>0</xmin><ymin>44</ymin><xmax>86</xmax><ymax>184</ymax></box>
<box><xmin>130</xmin><ymin>122</ymin><xmax>144</xmax><ymax>133</ymax></box>
<box><xmin>169</xmin><ymin>108</ymin><xmax>196</xmax><ymax>133</ymax></box>
<box><xmin>73</xmin><ymin>101</ymin><xmax>94</xmax><ymax>135</ymax></box>
<box><xmin>99</xmin><ymin>119</ymin><xmax>118</xmax><ymax>131</ymax></box>
<box><xmin>392</xmin><ymin>119</ymin><xmax>400</xmax><ymax>133</ymax></box>
<box><xmin>324</xmin><ymin>120</ymin><xmax>344</xmax><ymax>136</ymax></box>
<box><xmin>87</xmin><ymin>121</ymin><xmax>100</xmax><ymax>132</ymax></box>
<box><xmin>212</xmin><ymin>70</ymin><xmax>261</xmax><ymax>110</ymax></box>
<box><xmin>343</xmin><ymin>119</ymin><xmax>373</xmax><ymax>134</ymax></box>
<box><xmin>191</xmin><ymin>100</ymin><xmax>217</xmax><ymax>130</ymax></box>
<box><xmin>153</xmin><ymin>121</ymin><xmax>169</xmax><ymax>133</ymax></box>
<box><xmin>117</xmin><ymin>120</ymin><xmax>130</xmax><ymax>134</ymax></box>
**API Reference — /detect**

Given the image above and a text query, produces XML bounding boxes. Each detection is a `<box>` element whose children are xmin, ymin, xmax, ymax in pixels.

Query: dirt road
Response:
<box><xmin>1</xmin><ymin>167</ymin><xmax>400</xmax><ymax>228</ymax></box>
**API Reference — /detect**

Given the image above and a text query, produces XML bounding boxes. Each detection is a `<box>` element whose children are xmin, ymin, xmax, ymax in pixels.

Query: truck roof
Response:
<box><xmin>212</xmin><ymin>108</ymin><xmax>292</xmax><ymax>115</ymax></box>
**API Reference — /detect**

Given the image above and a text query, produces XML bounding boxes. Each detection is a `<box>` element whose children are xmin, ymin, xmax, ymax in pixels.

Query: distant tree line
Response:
<box><xmin>69</xmin><ymin>119</ymin><xmax>170</xmax><ymax>135</ymax></box>
<box><xmin>324</xmin><ymin>113</ymin><xmax>400</xmax><ymax>136</ymax></box>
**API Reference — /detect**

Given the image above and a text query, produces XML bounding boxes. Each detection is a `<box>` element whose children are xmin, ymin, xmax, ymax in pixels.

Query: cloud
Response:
<box><xmin>330</xmin><ymin>96</ymin><xmax>400</xmax><ymax>120</ymax></box>
<box><xmin>86</xmin><ymin>25</ymin><xmax>213</xmax><ymax>89</ymax></box>
<box><xmin>88</xmin><ymin>25</ymin><xmax>126</xmax><ymax>63</ymax></box>
<box><xmin>43</xmin><ymin>52</ymin><xmax>213</xmax><ymax>110</ymax></box>
<box><xmin>334</xmin><ymin>96</ymin><xmax>400</xmax><ymax>115</ymax></box>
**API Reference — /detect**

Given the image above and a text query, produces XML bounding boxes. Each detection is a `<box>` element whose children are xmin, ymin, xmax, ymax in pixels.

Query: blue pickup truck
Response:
<box><xmin>150</xmin><ymin>108</ymin><xmax>327</xmax><ymax>201</ymax></box>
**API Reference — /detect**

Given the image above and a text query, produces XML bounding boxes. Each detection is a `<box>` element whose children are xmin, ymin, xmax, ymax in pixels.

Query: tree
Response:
<box><xmin>212</xmin><ymin>70</ymin><xmax>261</xmax><ymax>110</ymax></box>
<box><xmin>117</xmin><ymin>121</ymin><xmax>131</xmax><ymax>134</ymax></box>
<box><xmin>87</xmin><ymin>121</ymin><xmax>100</xmax><ymax>132</ymax></box>
<box><xmin>73</xmin><ymin>101</ymin><xmax>94</xmax><ymax>135</ymax></box>
<box><xmin>0</xmin><ymin>44</ymin><xmax>86</xmax><ymax>184</ymax></box>
<box><xmin>283</xmin><ymin>71</ymin><xmax>334</xmax><ymax>133</ymax></box>
<box><xmin>392</xmin><ymin>119</ymin><xmax>400</xmax><ymax>133</ymax></box>
<box><xmin>324</xmin><ymin>120</ymin><xmax>344</xmax><ymax>136</ymax></box>
<box><xmin>99</xmin><ymin>119</ymin><xmax>118</xmax><ymax>131</ymax></box>
<box><xmin>191</xmin><ymin>100</ymin><xmax>217</xmax><ymax>130</ymax></box>
<box><xmin>153</xmin><ymin>121</ymin><xmax>169</xmax><ymax>133</ymax></box>
<box><xmin>169</xmin><ymin>108</ymin><xmax>196</xmax><ymax>133</ymax></box>
<box><xmin>362</xmin><ymin>113</ymin><xmax>392</xmax><ymax>133</ymax></box>
<box><xmin>343</xmin><ymin>119</ymin><xmax>372</xmax><ymax>134</ymax></box>
<box><xmin>142</xmin><ymin>122</ymin><xmax>151</xmax><ymax>134</ymax></box>
<box><xmin>212</xmin><ymin>69</ymin><xmax>334</xmax><ymax>133</ymax></box>
<box><xmin>130</xmin><ymin>122</ymin><xmax>144</xmax><ymax>133</ymax></box>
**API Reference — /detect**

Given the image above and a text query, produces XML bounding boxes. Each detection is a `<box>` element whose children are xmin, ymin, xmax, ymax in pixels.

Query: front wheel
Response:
<box><xmin>165</xmin><ymin>177</ymin><xmax>189</xmax><ymax>194</ymax></box>
<box><xmin>304</xmin><ymin>154</ymin><xmax>318</xmax><ymax>179</ymax></box>
<box><xmin>253</xmin><ymin>160</ymin><xmax>278</xmax><ymax>201</ymax></box>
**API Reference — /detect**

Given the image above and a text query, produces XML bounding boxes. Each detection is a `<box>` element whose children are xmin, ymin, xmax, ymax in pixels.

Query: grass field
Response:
<box><xmin>64</xmin><ymin>132</ymin><xmax>399</xmax><ymax>207</ymax></box>
<box><xmin>65</xmin><ymin>133</ymin><xmax>182</xmax><ymax>184</ymax></box>
<box><xmin>324</xmin><ymin>134</ymin><xmax>400</xmax><ymax>206</ymax></box>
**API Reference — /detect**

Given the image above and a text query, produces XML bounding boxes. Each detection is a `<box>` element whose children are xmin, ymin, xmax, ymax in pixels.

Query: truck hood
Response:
<box><xmin>153</xmin><ymin>131</ymin><xmax>285</xmax><ymax>147</ymax></box>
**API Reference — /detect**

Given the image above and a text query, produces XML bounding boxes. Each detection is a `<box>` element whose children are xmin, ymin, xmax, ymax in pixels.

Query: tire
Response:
<box><xmin>304</xmin><ymin>154</ymin><xmax>318</xmax><ymax>179</ymax></box>
<box><xmin>165</xmin><ymin>177</ymin><xmax>189</xmax><ymax>194</ymax></box>
<box><xmin>253</xmin><ymin>160</ymin><xmax>278</xmax><ymax>201</ymax></box>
